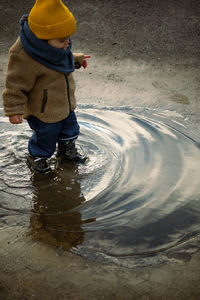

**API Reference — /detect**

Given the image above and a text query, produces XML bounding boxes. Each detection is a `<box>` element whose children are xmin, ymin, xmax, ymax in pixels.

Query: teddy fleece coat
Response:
<box><xmin>2</xmin><ymin>37</ymin><xmax>83</xmax><ymax>123</ymax></box>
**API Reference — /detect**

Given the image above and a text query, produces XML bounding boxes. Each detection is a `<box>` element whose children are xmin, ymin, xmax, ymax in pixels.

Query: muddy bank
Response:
<box><xmin>1</xmin><ymin>231</ymin><xmax>200</xmax><ymax>300</ymax></box>
<box><xmin>1</xmin><ymin>0</ymin><xmax>200</xmax><ymax>58</ymax></box>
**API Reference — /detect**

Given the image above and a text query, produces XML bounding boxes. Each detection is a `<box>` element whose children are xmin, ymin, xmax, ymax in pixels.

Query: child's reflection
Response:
<box><xmin>29</xmin><ymin>162</ymin><xmax>95</xmax><ymax>250</ymax></box>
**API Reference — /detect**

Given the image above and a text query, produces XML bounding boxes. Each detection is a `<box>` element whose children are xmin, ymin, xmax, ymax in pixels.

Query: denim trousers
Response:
<box><xmin>27</xmin><ymin>111</ymin><xmax>80</xmax><ymax>158</ymax></box>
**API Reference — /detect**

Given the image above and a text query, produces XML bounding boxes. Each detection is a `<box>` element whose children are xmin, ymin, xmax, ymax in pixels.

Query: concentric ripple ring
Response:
<box><xmin>0</xmin><ymin>107</ymin><xmax>200</xmax><ymax>267</ymax></box>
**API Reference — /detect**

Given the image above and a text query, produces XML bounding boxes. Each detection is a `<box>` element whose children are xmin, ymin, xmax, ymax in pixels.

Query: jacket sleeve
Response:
<box><xmin>73</xmin><ymin>53</ymin><xmax>84</xmax><ymax>69</ymax></box>
<box><xmin>2</xmin><ymin>49</ymin><xmax>36</xmax><ymax>116</ymax></box>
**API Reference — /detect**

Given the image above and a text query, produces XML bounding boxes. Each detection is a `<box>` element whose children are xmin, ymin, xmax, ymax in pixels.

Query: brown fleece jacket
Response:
<box><xmin>2</xmin><ymin>37</ymin><xmax>84</xmax><ymax>123</ymax></box>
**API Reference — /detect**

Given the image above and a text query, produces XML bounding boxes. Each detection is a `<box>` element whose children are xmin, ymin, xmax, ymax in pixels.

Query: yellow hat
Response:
<box><xmin>28</xmin><ymin>0</ymin><xmax>76</xmax><ymax>39</ymax></box>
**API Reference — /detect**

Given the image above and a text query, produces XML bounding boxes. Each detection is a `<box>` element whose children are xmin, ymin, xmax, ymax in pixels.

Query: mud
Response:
<box><xmin>1</xmin><ymin>0</ymin><xmax>200</xmax><ymax>299</ymax></box>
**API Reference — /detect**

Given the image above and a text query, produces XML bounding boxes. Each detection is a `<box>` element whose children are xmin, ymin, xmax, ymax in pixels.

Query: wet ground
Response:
<box><xmin>1</xmin><ymin>0</ymin><xmax>200</xmax><ymax>299</ymax></box>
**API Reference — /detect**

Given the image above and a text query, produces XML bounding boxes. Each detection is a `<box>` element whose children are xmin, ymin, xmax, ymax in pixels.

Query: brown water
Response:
<box><xmin>1</xmin><ymin>106</ymin><xmax>200</xmax><ymax>267</ymax></box>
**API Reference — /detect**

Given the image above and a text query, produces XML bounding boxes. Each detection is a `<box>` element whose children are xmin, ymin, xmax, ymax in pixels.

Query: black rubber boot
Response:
<box><xmin>57</xmin><ymin>141</ymin><xmax>88</xmax><ymax>163</ymax></box>
<box><xmin>27</xmin><ymin>154</ymin><xmax>51</xmax><ymax>173</ymax></box>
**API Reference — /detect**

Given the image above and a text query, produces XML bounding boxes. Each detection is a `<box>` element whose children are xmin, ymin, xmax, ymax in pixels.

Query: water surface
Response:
<box><xmin>1</xmin><ymin>107</ymin><xmax>200</xmax><ymax>266</ymax></box>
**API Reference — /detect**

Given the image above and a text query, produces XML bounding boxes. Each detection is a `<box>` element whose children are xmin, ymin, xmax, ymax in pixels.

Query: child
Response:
<box><xmin>2</xmin><ymin>0</ymin><xmax>90</xmax><ymax>174</ymax></box>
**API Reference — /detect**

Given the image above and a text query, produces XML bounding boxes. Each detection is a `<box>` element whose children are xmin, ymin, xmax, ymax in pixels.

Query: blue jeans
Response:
<box><xmin>27</xmin><ymin>111</ymin><xmax>80</xmax><ymax>158</ymax></box>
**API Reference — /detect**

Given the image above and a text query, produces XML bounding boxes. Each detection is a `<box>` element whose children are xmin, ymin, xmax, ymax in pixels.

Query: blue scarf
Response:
<box><xmin>20</xmin><ymin>16</ymin><xmax>75</xmax><ymax>74</ymax></box>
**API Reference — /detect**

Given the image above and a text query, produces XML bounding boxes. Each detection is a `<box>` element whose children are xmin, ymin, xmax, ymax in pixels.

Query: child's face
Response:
<box><xmin>48</xmin><ymin>37</ymin><xmax>70</xmax><ymax>50</ymax></box>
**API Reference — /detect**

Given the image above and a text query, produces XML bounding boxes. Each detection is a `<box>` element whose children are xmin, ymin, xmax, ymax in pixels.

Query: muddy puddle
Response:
<box><xmin>1</xmin><ymin>106</ymin><xmax>200</xmax><ymax>267</ymax></box>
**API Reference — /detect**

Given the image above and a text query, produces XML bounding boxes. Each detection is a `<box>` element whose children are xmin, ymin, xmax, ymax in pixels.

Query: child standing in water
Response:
<box><xmin>2</xmin><ymin>0</ymin><xmax>90</xmax><ymax>173</ymax></box>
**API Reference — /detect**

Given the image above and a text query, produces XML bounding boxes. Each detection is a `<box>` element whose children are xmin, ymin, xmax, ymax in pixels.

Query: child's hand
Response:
<box><xmin>82</xmin><ymin>55</ymin><xmax>91</xmax><ymax>69</ymax></box>
<box><xmin>9</xmin><ymin>115</ymin><xmax>23</xmax><ymax>124</ymax></box>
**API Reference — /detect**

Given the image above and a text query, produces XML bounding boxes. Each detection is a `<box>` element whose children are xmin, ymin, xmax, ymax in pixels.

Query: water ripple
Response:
<box><xmin>0</xmin><ymin>107</ymin><xmax>200</xmax><ymax>266</ymax></box>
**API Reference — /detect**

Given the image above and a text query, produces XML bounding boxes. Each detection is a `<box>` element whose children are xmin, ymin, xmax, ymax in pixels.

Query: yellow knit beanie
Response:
<box><xmin>28</xmin><ymin>0</ymin><xmax>76</xmax><ymax>39</ymax></box>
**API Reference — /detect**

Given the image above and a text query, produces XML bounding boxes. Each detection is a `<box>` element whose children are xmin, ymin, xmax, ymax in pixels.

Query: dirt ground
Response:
<box><xmin>1</xmin><ymin>0</ymin><xmax>200</xmax><ymax>299</ymax></box>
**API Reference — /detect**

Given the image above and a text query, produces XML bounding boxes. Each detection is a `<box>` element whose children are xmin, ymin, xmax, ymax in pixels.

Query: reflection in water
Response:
<box><xmin>0</xmin><ymin>107</ymin><xmax>200</xmax><ymax>266</ymax></box>
<box><xmin>29</xmin><ymin>162</ymin><xmax>95</xmax><ymax>250</ymax></box>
